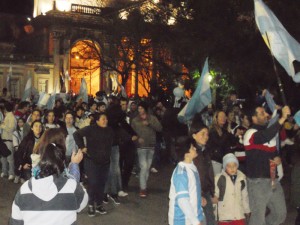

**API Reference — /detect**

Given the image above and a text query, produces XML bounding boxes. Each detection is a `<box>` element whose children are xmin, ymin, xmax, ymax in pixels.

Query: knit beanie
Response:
<box><xmin>222</xmin><ymin>153</ymin><xmax>239</xmax><ymax>169</ymax></box>
<box><xmin>138</xmin><ymin>101</ymin><xmax>148</xmax><ymax>112</ymax></box>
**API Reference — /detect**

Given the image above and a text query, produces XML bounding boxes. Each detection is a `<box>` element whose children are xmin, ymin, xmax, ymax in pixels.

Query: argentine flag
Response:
<box><xmin>178</xmin><ymin>58</ymin><xmax>212</xmax><ymax>123</ymax></box>
<box><xmin>254</xmin><ymin>0</ymin><xmax>300</xmax><ymax>83</ymax></box>
<box><xmin>47</xmin><ymin>78</ymin><xmax>59</xmax><ymax>109</ymax></box>
<box><xmin>22</xmin><ymin>77</ymin><xmax>32</xmax><ymax>101</ymax></box>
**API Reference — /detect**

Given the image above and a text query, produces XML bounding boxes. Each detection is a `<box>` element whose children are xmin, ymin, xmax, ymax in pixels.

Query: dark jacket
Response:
<box><xmin>15</xmin><ymin>132</ymin><xmax>37</xmax><ymax>168</ymax></box>
<box><xmin>193</xmin><ymin>144</ymin><xmax>215</xmax><ymax>197</ymax></box>
<box><xmin>207</xmin><ymin>127</ymin><xmax>236</xmax><ymax>163</ymax></box>
<box><xmin>73</xmin><ymin>124</ymin><xmax>113</xmax><ymax>166</ymax></box>
<box><xmin>243</xmin><ymin>122</ymin><xmax>280</xmax><ymax>178</ymax></box>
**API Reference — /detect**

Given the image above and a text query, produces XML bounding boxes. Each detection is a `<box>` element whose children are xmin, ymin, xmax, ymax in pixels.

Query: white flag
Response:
<box><xmin>254</xmin><ymin>0</ymin><xmax>300</xmax><ymax>83</ymax></box>
<box><xmin>77</xmin><ymin>78</ymin><xmax>88</xmax><ymax>103</ymax></box>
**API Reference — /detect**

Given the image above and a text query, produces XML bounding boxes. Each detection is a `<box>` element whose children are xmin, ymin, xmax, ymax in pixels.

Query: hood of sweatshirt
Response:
<box><xmin>30</xmin><ymin>176</ymin><xmax>60</xmax><ymax>201</ymax></box>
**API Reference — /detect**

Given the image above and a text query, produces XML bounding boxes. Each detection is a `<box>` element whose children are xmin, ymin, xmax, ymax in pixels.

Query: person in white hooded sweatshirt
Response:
<box><xmin>9</xmin><ymin>143</ymin><xmax>88</xmax><ymax>225</ymax></box>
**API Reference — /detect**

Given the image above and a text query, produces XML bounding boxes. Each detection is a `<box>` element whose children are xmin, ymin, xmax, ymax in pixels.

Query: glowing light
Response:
<box><xmin>56</xmin><ymin>0</ymin><xmax>71</xmax><ymax>11</ymax></box>
<box><xmin>27</xmin><ymin>17</ymin><xmax>31</xmax><ymax>21</ymax></box>
<box><xmin>119</xmin><ymin>10</ymin><xmax>129</xmax><ymax>20</ymax></box>
<box><xmin>167</xmin><ymin>17</ymin><xmax>176</xmax><ymax>25</ymax></box>
<box><xmin>152</xmin><ymin>0</ymin><xmax>160</xmax><ymax>3</ymax></box>
<box><xmin>208</xmin><ymin>75</ymin><xmax>213</xmax><ymax>82</ymax></box>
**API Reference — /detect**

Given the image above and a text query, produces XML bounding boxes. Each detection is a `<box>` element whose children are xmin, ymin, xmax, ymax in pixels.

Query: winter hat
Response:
<box><xmin>138</xmin><ymin>101</ymin><xmax>148</xmax><ymax>112</ymax></box>
<box><xmin>222</xmin><ymin>153</ymin><xmax>239</xmax><ymax>169</ymax></box>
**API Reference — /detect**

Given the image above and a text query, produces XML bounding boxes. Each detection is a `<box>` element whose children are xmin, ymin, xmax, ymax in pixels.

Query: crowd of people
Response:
<box><xmin>0</xmin><ymin>88</ymin><xmax>299</xmax><ymax>225</ymax></box>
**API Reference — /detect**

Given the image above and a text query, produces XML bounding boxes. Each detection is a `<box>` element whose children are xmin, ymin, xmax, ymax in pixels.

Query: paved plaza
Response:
<box><xmin>0</xmin><ymin>163</ymin><xmax>297</xmax><ymax>225</ymax></box>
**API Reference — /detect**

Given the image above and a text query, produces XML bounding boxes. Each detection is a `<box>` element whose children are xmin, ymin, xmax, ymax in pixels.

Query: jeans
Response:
<box><xmin>1</xmin><ymin>141</ymin><xmax>14</xmax><ymax>176</ymax></box>
<box><xmin>84</xmin><ymin>158</ymin><xmax>109</xmax><ymax>206</ymax></box>
<box><xmin>247</xmin><ymin>178</ymin><xmax>286</xmax><ymax>225</ymax></box>
<box><xmin>105</xmin><ymin>145</ymin><xmax>122</xmax><ymax>195</ymax></box>
<box><xmin>137</xmin><ymin>148</ymin><xmax>154</xmax><ymax>190</ymax></box>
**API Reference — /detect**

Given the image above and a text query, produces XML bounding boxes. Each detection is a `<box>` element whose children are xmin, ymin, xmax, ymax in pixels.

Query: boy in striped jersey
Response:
<box><xmin>168</xmin><ymin>138</ymin><xmax>205</xmax><ymax>225</ymax></box>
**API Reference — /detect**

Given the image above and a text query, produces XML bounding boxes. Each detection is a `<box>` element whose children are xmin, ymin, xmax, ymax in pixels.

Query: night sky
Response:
<box><xmin>0</xmin><ymin>0</ymin><xmax>33</xmax><ymax>16</ymax></box>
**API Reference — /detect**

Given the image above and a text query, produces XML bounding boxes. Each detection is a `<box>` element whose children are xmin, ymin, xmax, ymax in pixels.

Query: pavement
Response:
<box><xmin>0</xmin><ymin>163</ymin><xmax>297</xmax><ymax>225</ymax></box>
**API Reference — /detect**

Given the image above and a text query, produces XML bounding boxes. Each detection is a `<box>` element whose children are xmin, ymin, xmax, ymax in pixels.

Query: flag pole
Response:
<box><xmin>265</xmin><ymin>32</ymin><xmax>287</xmax><ymax>105</ymax></box>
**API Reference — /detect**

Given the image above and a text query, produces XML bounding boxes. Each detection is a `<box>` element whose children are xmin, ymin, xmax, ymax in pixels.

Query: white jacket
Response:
<box><xmin>215</xmin><ymin>170</ymin><xmax>250</xmax><ymax>221</ymax></box>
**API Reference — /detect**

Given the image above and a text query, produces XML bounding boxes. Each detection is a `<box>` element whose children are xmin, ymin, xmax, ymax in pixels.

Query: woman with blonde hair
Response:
<box><xmin>207</xmin><ymin>110</ymin><xmax>235</xmax><ymax>175</ymax></box>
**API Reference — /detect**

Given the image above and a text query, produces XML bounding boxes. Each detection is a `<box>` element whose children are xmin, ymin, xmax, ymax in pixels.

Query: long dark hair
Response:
<box><xmin>34</xmin><ymin>128</ymin><xmax>67</xmax><ymax>154</ymax></box>
<box><xmin>38</xmin><ymin>143</ymin><xmax>66</xmax><ymax>178</ymax></box>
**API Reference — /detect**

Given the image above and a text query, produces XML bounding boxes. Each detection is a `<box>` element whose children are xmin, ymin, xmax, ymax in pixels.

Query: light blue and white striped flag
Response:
<box><xmin>22</xmin><ymin>77</ymin><xmax>32</xmax><ymax>101</ymax></box>
<box><xmin>178</xmin><ymin>58</ymin><xmax>212</xmax><ymax>123</ymax></box>
<box><xmin>254</xmin><ymin>0</ymin><xmax>300</xmax><ymax>83</ymax></box>
<box><xmin>7</xmin><ymin>63</ymin><xmax>12</xmax><ymax>87</ymax></box>
<box><xmin>47</xmin><ymin>78</ymin><xmax>59</xmax><ymax>109</ymax></box>
<box><xmin>77</xmin><ymin>78</ymin><xmax>88</xmax><ymax>103</ymax></box>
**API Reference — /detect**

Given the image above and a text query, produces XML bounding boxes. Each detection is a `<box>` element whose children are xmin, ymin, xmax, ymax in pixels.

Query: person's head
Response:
<box><xmin>34</xmin><ymin>128</ymin><xmax>67</xmax><ymax>154</ymax></box>
<box><xmin>38</xmin><ymin>143</ymin><xmax>66</xmax><ymax>178</ymax></box>
<box><xmin>89</xmin><ymin>101</ymin><xmax>97</xmax><ymax>112</ymax></box>
<box><xmin>65</xmin><ymin>112</ymin><xmax>74</xmax><ymax>127</ymax></box>
<box><xmin>130</xmin><ymin>101</ymin><xmax>137</xmax><ymax>112</ymax></box>
<box><xmin>81</xmin><ymin>102</ymin><xmax>87</xmax><ymax>110</ymax></box>
<box><xmin>229</xmin><ymin>91</ymin><xmax>237</xmax><ymax>102</ymax></box>
<box><xmin>18</xmin><ymin>101</ymin><xmax>30</xmax><ymax>113</ymax></box>
<box><xmin>120</xmin><ymin>97</ymin><xmax>128</xmax><ymax>112</ymax></box>
<box><xmin>189</xmin><ymin>120</ymin><xmax>209</xmax><ymax>146</ymax></box>
<box><xmin>55</xmin><ymin>99</ymin><xmax>62</xmax><ymax>107</ymax></box>
<box><xmin>31</xmin><ymin>120</ymin><xmax>43</xmax><ymax>137</ymax></box>
<box><xmin>95</xmin><ymin>91</ymin><xmax>106</xmax><ymax>100</ymax></box>
<box><xmin>138</xmin><ymin>101</ymin><xmax>148</xmax><ymax>115</ymax></box>
<box><xmin>251</xmin><ymin>106</ymin><xmax>269</xmax><ymax>126</ymax></box>
<box><xmin>75</xmin><ymin>106</ymin><xmax>84</xmax><ymax>117</ymax></box>
<box><xmin>31</xmin><ymin>109</ymin><xmax>42</xmax><ymax>122</ymax></box>
<box><xmin>156</xmin><ymin>101</ymin><xmax>164</xmax><ymax>110</ymax></box>
<box><xmin>241</xmin><ymin>113</ymin><xmax>251</xmax><ymax>128</ymax></box>
<box><xmin>4</xmin><ymin>102</ymin><xmax>14</xmax><ymax>113</ymax></box>
<box><xmin>227</xmin><ymin>110</ymin><xmax>235</xmax><ymax>123</ymax></box>
<box><xmin>45</xmin><ymin>110</ymin><xmax>55</xmax><ymax>124</ymax></box>
<box><xmin>17</xmin><ymin>118</ymin><xmax>25</xmax><ymax>130</ymax></box>
<box><xmin>223</xmin><ymin>153</ymin><xmax>239</xmax><ymax>176</ymax></box>
<box><xmin>213</xmin><ymin>111</ymin><xmax>227</xmax><ymax>127</ymax></box>
<box><xmin>109</xmin><ymin>96</ymin><xmax>120</xmax><ymax>106</ymax></box>
<box><xmin>97</xmin><ymin>102</ymin><xmax>106</xmax><ymax>113</ymax></box>
<box><xmin>177</xmin><ymin>138</ymin><xmax>197</xmax><ymax>162</ymax></box>
<box><xmin>95</xmin><ymin>112</ymin><xmax>108</xmax><ymax>128</ymax></box>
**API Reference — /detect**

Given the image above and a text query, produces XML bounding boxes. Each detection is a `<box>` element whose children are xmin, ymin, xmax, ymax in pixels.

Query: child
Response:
<box><xmin>215</xmin><ymin>153</ymin><xmax>251</xmax><ymax>225</ymax></box>
<box><xmin>168</xmin><ymin>138</ymin><xmax>205</xmax><ymax>225</ymax></box>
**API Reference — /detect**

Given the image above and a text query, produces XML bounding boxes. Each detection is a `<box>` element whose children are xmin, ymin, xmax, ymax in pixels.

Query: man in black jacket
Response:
<box><xmin>243</xmin><ymin>105</ymin><xmax>290</xmax><ymax>225</ymax></box>
<box><xmin>73</xmin><ymin>112</ymin><xmax>113</xmax><ymax>217</ymax></box>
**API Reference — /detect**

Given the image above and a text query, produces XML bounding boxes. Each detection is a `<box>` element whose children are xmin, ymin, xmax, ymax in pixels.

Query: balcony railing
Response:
<box><xmin>71</xmin><ymin>4</ymin><xmax>101</xmax><ymax>16</ymax></box>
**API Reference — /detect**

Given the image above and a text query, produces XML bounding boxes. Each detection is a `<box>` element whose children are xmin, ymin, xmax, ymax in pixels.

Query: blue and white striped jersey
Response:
<box><xmin>168</xmin><ymin>162</ymin><xmax>203</xmax><ymax>225</ymax></box>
